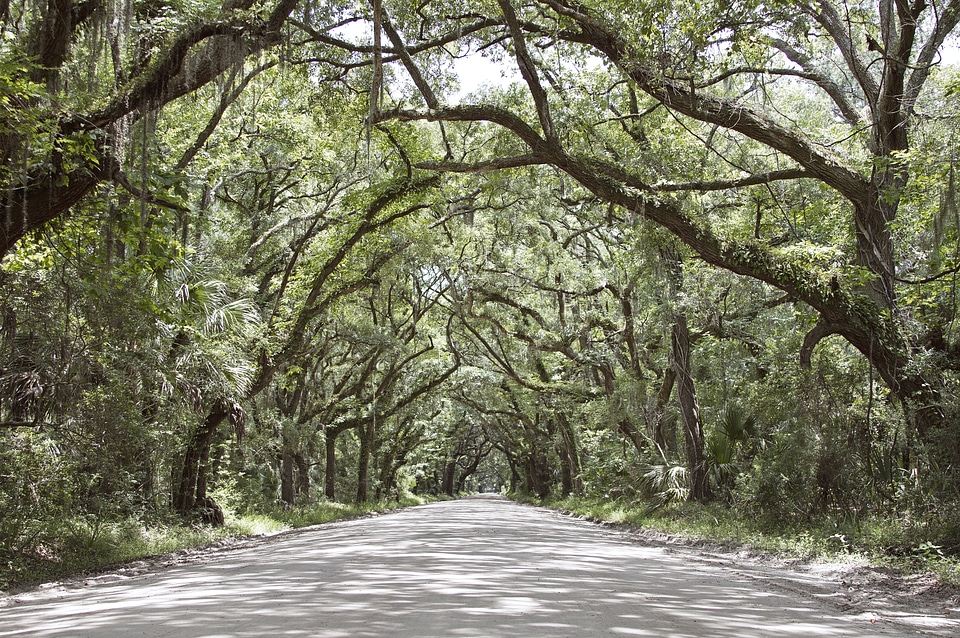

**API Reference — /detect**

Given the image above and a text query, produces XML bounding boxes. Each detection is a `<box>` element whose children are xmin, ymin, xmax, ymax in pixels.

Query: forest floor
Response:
<box><xmin>1</xmin><ymin>496</ymin><xmax>957</xmax><ymax>637</ymax></box>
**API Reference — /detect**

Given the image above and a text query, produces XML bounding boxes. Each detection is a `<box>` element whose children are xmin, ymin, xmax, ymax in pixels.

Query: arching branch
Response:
<box><xmin>799</xmin><ymin>320</ymin><xmax>845</xmax><ymax>368</ymax></box>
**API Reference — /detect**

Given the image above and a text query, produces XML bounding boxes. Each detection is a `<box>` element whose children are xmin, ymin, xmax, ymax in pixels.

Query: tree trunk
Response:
<box><xmin>294</xmin><ymin>453</ymin><xmax>310</xmax><ymax>500</ymax></box>
<box><xmin>653</xmin><ymin>367</ymin><xmax>677</xmax><ymax>454</ymax></box>
<box><xmin>522</xmin><ymin>450</ymin><xmax>551</xmax><ymax>498</ymax></box>
<box><xmin>325</xmin><ymin>428</ymin><xmax>338</xmax><ymax>501</ymax></box>
<box><xmin>558</xmin><ymin>447</ymin><xmax>574</xmax><ymax>497</ymax></box>
<box><xmin>441</xmin><ymin>458</ymin><xmax>457</xmax><ymax>496</ymax></box>
<box><xmin>557</xmin><ymin>414</ymin><xmax>582</xmax><ymax>496</ymax></box>
<box><xmin>377</xmin><ymin>449</ymin><xmax>399</xmax><ymax>501</ymax></box>
<box><xmin>509</xmin><ymin>461</ymin><xmax>521</xmax><ymax>493</ymax></box>
<box><xmin>854</xmin><ymin>196</ymin><xmax>896</xmax><ymax>308</ymax></box>
<box><xmin>672</xmin><ymin>315</ymin><xmax>710</xmax><ymax>501</ymax></box>
<box><xmin>280</xmin><ymin>439</ymin><xmax>295</xmax><ymax>505</ymax></box>
<box><xmin>455</xmin><ymin>445</ymin><xmax>489</xmax><ymax>493</ymax></box>
<box><xmin>174</xmin><ymin>404</ymin><xmax>228</xmax><ymax>513</ymax></box>
<box><xmin>356</xmin><ymin>419</ymin><xmax>373</xmax><ymax>504</ymax></box>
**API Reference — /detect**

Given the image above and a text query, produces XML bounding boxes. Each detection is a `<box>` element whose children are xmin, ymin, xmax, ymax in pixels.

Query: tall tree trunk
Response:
<box><xmin>522</xmin><ymin>448</ymin><xmax>551</xmax><ymax>498</ymax></box>
<box><xmin>509</xmin><ymin>461</ymin><xmax>521</xmax><ymax>493</ymax></box>
<box><xmin>325</xmin><ymin>428</ymin><xmax>338</xmax><ymax>501</ymax></box>
<box><xmin>653</xmin><ymin>367</ymin><xmax>677</xmax><ymax>454</ymax></box>
<box><xmin>559</xmin><ymin>451</ymin><xmax>573</xmax><ymax>497</ymax></box>
<box><xmin>441</xmin><ymin>458</ymin><xmax>457</xmax><ymax>496</ymax></box>
<box><xmin>280</xmin><ymin>438</ymin><xmax>295</xmax><ymax>505</ymax></box>
<box><xmin>356</xmin><ymin>419</ymin><xmax>373</xmax><ymax>504</ymax></box>
<box><xmin>294</xmin><ymin>453</ymin><xmax>310</xmax><ymax>500</ymax></box>
<box><xmin>557</xmin><ymin>414</ymin><xmax>582</xmax><ymax>496</ymax></box>
<box><xmin>672</xmin><ymin>315</ymin><xmax>710</xmax><ymax>501</ymax></box>
<box><xmin>174</xmin><ymin>404</ymin><xmax>229</xmax><ymax>513</ymax></box>
<box><xmin>377</xmin><ymin>450</ymin><xmax>395</xmax><ymax>501</ymax></box>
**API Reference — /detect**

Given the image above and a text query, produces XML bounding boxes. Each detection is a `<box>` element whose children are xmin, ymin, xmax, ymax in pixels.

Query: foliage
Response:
<box><xmin>0</xmin><ymin>496</ymin><xmax>432</xmax><ymax>593</ymax></box>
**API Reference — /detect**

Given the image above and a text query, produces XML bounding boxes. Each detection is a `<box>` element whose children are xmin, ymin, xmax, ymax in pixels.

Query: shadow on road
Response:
<box><xmin>0</xmin><ymin>497</ymin><xmax>911</xmax><ymax>637</ymax></box>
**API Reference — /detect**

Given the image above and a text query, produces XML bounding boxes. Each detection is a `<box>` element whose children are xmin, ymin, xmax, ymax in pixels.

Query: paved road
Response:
<box><xmin>0</xmin><ymin>496</ymin><xmax>931</xmax><ymax>637</ymax></box>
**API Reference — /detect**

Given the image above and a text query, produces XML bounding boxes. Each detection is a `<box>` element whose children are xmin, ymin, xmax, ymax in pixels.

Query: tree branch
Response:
<box><xmin>799</xmin><ymin>320</ymin><xmax>845</xmax><ymax>368</ymax></box>
<box><xmin>415</xmin><ymin>154</ymin><xmax>543</xmax><ymax>173</ymax></box>
<box><xmin>766</xmin><ymin>38</ymin><xmax>862</xmax><ymax>124</ymax></box>
<box><xmin>497</xmin><ymin>0</ymin><xmax>559</xmax><ymax>145</ymax></box>
<box><xmin>652</xmin><ymin>168</ymin><xmax>811</xmax><ymax>192</ymax></box>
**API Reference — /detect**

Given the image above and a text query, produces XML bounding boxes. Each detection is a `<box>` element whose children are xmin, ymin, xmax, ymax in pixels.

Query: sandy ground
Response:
<box><xmin>0</xmin><ymin>495</ymin><xmax>957</xmax><ymax>637</ymax></box>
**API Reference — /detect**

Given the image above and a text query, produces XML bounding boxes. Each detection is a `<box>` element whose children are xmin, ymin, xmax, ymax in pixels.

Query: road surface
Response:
<box><xmin>0</xmin><ymin>496</ymin><xmax>950</xmax><ymax>637</ymax></box>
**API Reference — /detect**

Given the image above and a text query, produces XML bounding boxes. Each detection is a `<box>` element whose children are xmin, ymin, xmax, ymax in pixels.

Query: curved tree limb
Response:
<box><xmin>767</xmin><ymin>38</ymin><xmax>862</xmax><ymax>125</ymax></box>
<box><xmin>799</xmin><ymin>320</ymin><xmax>845</xmax><ymax>368</ymax></box>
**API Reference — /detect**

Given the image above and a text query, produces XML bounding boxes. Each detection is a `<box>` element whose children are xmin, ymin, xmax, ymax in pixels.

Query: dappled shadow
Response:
<box><xmin>0</xmin><ymin>498</ymin><xmax>910</xmax><ymax>637</ymax></box>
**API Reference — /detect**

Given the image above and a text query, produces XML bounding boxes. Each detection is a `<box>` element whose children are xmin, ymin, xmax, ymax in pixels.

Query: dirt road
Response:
<box><xmin>0</xmin><ymin>496</ymin><xmax>955</xmax><ymax>637</ymax></box>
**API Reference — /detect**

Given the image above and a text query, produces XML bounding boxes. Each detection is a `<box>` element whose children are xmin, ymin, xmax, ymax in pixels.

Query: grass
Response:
<box><xmin>530</xmin><ymin>495</ymin><xmax>960</xmax><ymax>585</ymax></box>
<box><xmin>0</xmin><ymin>495</ymin><xmax>433</xmax><ymax>594</ymax></box>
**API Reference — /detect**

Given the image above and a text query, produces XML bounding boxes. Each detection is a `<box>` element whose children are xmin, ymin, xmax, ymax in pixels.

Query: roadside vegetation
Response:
<box><xmin>530</xmin><ymin>495</ymin><xmax>960</xmax><ymax>586</ymax></box>
<box><xmin>1</xmin><ymin>496</ymin><xmax>432</xmax><ymax>593</ymax></box>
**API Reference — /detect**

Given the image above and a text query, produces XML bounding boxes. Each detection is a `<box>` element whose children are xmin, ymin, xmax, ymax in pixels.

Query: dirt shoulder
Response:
<box><xmin>558</xmin><ymin>510</ymin><xmax>960</xmax><ymax>636</ymax></box>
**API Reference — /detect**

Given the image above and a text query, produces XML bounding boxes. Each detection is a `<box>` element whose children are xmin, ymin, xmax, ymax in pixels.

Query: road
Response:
<box><xmin>0</xmin><ymin>496</ymin><xmax>951</xmax><ymax>637</ymax></box>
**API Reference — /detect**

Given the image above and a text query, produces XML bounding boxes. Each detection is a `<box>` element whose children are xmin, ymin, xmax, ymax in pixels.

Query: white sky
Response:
<box><xmin>330</xmin><ymin>21</ymin><xmax>960</xmax><ymax>101</ymax></box>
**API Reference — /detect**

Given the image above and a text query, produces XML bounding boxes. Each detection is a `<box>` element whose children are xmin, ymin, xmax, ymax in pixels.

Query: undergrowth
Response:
<box><xmin>532</xmin><ymin>495</ymin><xmax>960</xmax><ymax>585</ymax></box>
<box><xmin>0</xmin><ymin>495</ymin><xmax>431</xmax><ymax>594</ymax></box>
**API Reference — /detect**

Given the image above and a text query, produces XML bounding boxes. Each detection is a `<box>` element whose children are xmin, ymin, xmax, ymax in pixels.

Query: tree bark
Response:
<box><xmin>280</xmin><ymin>438</ymin><xmax>295</xmax><ymax>505</ymax></box>
<box><xmin>557</xmin><ymin>413</ymin><xmax>582</xmax><ymax>496</ymax></box>
<box><xmin>653</xmin><ymin>367</ymin><xmax>677</xmax><ymax>454</ymax></box>
<box><xmin>441</xmin><ymin>458</ymin><xmax>457</xmax><ymax>496</ymax></box>
<box><xmin>356</xmin><ymin>418</ymin><xmax>373</xmax><ymax>504</ymax></box>
<box><xmin>325</xmin><ymin>428</ymin><xmax>339</xmax><ymax>501</ymax></box>
<box><xmin>174</xmin><ymin>404</ymin><xmax>229</xmax><ymax>513</ymax></box>
<box><xmin>294</xmin><ymin>453</ymin><xmax>310</xmax><ymax>500</ymax></box>
<box><xmin>672</xmin><ymin>314</ymin><xmax>710</xmax><ymax>501</ymax></box>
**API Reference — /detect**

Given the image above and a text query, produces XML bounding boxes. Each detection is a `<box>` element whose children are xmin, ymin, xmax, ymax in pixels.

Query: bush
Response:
<box><xmin>0</xmin><ymin>430</ymin><xmax>76</xmax><ymax>589</ymax></box>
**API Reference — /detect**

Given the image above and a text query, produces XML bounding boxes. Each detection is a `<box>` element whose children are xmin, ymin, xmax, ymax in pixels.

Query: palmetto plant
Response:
<box><xmin>708</xmin><ymin>403</ymin><xmax>760</xmax><ymax>498</ymax></box>
<box><xmin>638</xmin><ymin>461</ymin><xmax>689</xmax><ymax>510</ymax></box>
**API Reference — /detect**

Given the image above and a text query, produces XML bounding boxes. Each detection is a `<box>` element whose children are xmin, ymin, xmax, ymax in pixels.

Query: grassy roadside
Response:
<box><xmin>1</xmin><ymin>495</ymin><xmax>435</xmax><ymax>595</ymax></box>
<box><xmin>526</xmin><ymin>495</ymin><xmax>960</xmax><ymax>585</ymax></box>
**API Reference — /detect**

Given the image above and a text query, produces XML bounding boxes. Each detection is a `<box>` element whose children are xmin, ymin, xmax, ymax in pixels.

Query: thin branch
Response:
<box><xmin>176</xmin><ymin>61</ymin><xmax>277</xmax><ymax>171</ymax></box>
<box><xmin>652</xmin><ymin>168</ymin><xmax>812</xmax><ymax>192</ymax></box>
<box><xmin>895</xmin><ymin>262</ymin><xmax>960</xmax><ymax>285</ymax></box>
<box><xmin>379</xmin><ymin>104</ymin><xmax>547</xmax><ymax>151</ymax></box>
<box><xmin>112</xmin><ymin>167</ymin><xmax>190</xmax><ymax>212</ymax></box>
<box><xmin>497</xmin><ymin>0</ymin><xmax>558</xmax><ymax>145</ymax></box>
<box><xmin>415</xmin><ymin>154</ymin><xmax>543</xmax><ymax>173</ymax></box>
<box><xmin>768</xmin><ymin>38</ymin><xmax>862</xmax><ymax>125</ymax></box>
<box><xmin>380</xmin><ymin>13</ymin><xmax>440</xmax><ymax>109</ymax></box>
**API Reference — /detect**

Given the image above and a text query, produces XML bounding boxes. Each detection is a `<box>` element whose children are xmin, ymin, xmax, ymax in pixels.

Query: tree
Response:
<box><xmin>0</xmin><ymin>0</ymin><xmax>303</xmax><ymax>257</ymax></box>
<box><xmin>374</xmin><ymin>0</ymin><xmax>960</xmax><ymax>451</ymax></box>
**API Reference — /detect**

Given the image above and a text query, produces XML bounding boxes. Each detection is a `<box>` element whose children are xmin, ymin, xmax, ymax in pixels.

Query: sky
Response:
<box><xmin>331</xmin><ymin>20</ymin><xmax>960</xmax><ymax>102</ymax></box>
